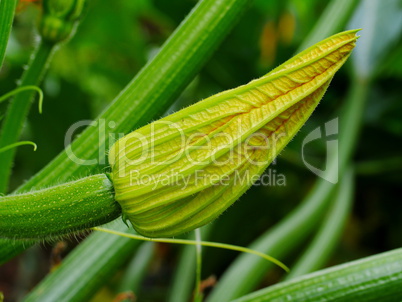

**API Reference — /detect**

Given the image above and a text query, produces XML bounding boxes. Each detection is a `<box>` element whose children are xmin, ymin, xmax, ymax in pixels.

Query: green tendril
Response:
<box><xmin>0</xmin><ymin>85</ymin><xmax>44</xmax><ymax>114</ymax></box>
<box><xmin>0</xmin><ymin>141</ymin><xmax>37</xmax><ymax>154</ymax></box>
<box><xmin>93</xmin><ymin>227</ymin><xmax>290</xmax><ymax>273</ymax></box>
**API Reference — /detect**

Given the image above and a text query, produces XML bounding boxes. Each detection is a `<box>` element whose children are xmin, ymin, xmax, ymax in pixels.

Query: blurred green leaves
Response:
<box><xmin>349</xmin><ymin>0</ymin><xmax>402</xmax><ymax>79</ymax></box>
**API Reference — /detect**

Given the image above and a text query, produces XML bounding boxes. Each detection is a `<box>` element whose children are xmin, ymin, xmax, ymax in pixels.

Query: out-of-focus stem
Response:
<box><xmin>0</xmin><ymin>40</ymin><xmax>55</xmax><ymax>193</ymax></box>
<box><xmin>117</xmin><ymin>242</ymin><xmax>155</xmax><ymax>296</ymax></box>
<box><xmin>297</xmin><ymin>0</ymin><xmax>359</xmax><ymax>51</ymax></box>
<box><xmin>284</xmin><ymin>168</ymin><xmax>354</xmax><ymax>280</ymax></box>
<box><xmin>167</xmin><ymin>225</ymin><xmax>212</xmax><ymax>302</ymax></box>
<box><xmin>0</xmin><ymin>0</ymin><xmax>17</xmax><ymax>68</ymax></box>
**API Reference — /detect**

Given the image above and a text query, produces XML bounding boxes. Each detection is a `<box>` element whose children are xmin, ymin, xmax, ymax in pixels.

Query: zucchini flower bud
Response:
<box><xmin>109</xmin><ymin>30</ymin><xmax>359</xmax><ymax>238</ymax></box>
<box><xmin>38</xmin><ymin>0</ymin><xmax>85</xmax><ymax>43</ymax></box>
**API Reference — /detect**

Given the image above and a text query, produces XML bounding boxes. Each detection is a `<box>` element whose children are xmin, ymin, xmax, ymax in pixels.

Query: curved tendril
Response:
<box><xmin>0</xmin><ymin>85</ymin><xmax>44</xmax><ymax>114</ymax></box>
<box><xmin>0</xmin><ymin>141</ymin><xmax>37</xmax><ymax>154</ymax></box>
<box><xmin>93</xmin><ymin>227</ymin><xmax>290</xmax><ymax>272</ymax></box>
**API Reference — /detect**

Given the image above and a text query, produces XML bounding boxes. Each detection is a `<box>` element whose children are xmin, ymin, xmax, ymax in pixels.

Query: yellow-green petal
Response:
<box><xmin>109</xmin><ymin>29</ymin><xmax>359</xmax><ymax>237</ymax></box>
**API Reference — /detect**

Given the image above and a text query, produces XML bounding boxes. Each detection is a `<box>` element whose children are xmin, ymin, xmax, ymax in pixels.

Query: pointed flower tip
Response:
<box><xmin>346</xmin><ymin>28</ymin><xmax>361</xmax><ymax>41</ymax></box>
<box><xmin>353</xmin><ymin>28</ymin><xmax>362</xmax><ymax>40</ymax></box>
<box><xmin>109</xmin><ymin>30</ymin><xmax>358</xmax><ymax>238</ymax></box>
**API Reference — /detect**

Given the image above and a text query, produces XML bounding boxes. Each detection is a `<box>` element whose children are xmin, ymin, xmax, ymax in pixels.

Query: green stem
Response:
<box><xmin>233</xmin><ymin>248</ymin><xmax>402</xmax><ymax>302</ymax></box>
<box><xmin>284</xmin><ymin>168</ymin><xmax>354</xmax><ymax>280</ymax></box>
<box><xmin>0</xmin><ymin>40</ymin><xmax>55</xmax><ymax>193</ymax></box>
<box><xmin>0</xmin><ymin>0</ymin><xmax>17</xmax><ymax>68</ymax></box>
<box><xmin>0</xmin><ymin>174</ymin><xmax>120</xmax><ymax>240</ymax></box>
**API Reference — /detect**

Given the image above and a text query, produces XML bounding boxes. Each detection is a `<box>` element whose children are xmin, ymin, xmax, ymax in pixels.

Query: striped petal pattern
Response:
<box><xmin>109</xmin><ymin>30</ymin><xmax>359</xmax><ymax>237</ymax></box>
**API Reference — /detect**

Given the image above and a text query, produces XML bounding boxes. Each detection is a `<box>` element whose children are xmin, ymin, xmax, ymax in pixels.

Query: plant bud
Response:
<box><xmin>109</xmin><ymin>30</ymin><xmax>359</xmax><ymax>238</ymax></box>
<box><xmin>38</xmin><ymin>0</ymin><xmax>85</xmax><ymax>43</ymax></box>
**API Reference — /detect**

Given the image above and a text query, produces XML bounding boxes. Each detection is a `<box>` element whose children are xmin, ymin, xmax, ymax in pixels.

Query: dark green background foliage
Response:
<box><xmin>1</xmin><ymin>0</ymin><xmax>402</xmax><ymax>301</ymax></box>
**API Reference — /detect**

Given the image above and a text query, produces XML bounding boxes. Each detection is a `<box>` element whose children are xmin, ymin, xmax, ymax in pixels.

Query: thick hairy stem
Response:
<box><xmin>284</xmin><ymin>168</ymin><xmax>354</xmax><ymax>280</ymax></box>
<box><xmin>0</xmin><ymin>174</ymin><xmax>120</xmax><ymax>240</ymax></box>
